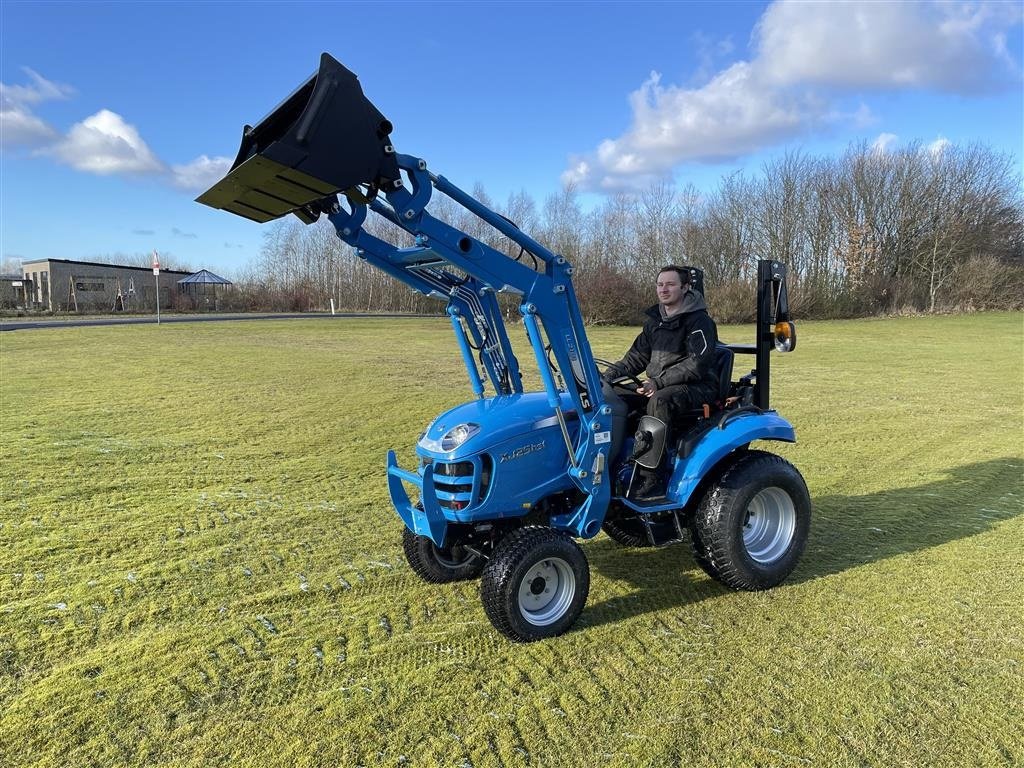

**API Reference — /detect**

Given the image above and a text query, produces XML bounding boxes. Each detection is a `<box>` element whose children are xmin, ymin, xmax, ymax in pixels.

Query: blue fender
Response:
<box><xmin>668</xmin><ymin>411</ymin><xmax>795</xmax><ymax>509</ymax></box>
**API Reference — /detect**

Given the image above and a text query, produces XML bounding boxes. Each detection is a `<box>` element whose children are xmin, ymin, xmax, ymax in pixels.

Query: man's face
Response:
<box><xmin>656</xmin><ymin>270</ymin><xmax>684</xmax><ymax>307</ymax></box>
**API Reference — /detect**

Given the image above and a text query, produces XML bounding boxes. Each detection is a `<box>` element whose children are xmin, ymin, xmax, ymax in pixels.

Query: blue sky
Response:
<box><xmin>2</xmin><ymin>1</ymin><xmax>1021</xmax><ymax>277</ymax></box>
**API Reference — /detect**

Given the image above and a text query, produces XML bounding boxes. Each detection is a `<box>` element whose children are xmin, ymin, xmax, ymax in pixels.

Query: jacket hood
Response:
<box><xmin>645</xmin><ymin>286</ymin><xmax>707</xmax><ymax>321</ymax></box>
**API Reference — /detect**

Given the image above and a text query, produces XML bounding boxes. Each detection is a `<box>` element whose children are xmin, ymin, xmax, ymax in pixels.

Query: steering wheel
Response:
<box><xmin>594</xmin><ymin>358</ymin><xmax>644</xmax><ymax>391</ymax></box>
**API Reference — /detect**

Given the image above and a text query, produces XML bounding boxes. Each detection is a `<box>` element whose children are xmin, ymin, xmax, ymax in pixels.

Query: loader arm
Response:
<box><xmin>325</xmin><ymin>154</ymin><xmax>613</xmax><ymax>532</ymax></box>
<box><xmin>197</xmin><ymin>53</ymin><xmax>613</xmax><ymax>535</ymax></box>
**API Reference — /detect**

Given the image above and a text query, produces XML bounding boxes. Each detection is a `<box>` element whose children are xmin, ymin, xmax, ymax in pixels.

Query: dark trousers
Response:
<box><xmin>612</xmin><ymin>383</ymin><xmax>714</xmax><ymax>470</ymax></box>
<box><xmin>612</xmin><ymin>383</ymin><xmax>708</xmax><ymax>424</ymax></box>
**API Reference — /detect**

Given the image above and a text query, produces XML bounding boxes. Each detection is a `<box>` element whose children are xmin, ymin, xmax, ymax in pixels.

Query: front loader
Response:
<box><xmin>198</xmin><ymin>53</ymin><xmax>811</xmax><ymax>642</ymax></box>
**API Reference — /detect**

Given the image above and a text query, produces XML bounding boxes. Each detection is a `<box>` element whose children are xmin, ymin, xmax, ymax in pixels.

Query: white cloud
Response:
<box><xmin>871</xmin><ymin>133</ymin><xmax>899</xmax><ymax>154</ymax></box>
<box><xmin>47</xmin><ymin>109</ymin><xmax>164</xmax><ymax>175</ymax></box>
<box><xmin>3</xmin><ymin>68</ymin><xmax>231</xmax><ymax>197</ymax></box>
<box><xmin>755</xmin><ymin>0</ymin><xmax>1023</xmax><ymax>93</ymax></box>
<box><xmin>564</xmin><ymin>0</ymin><xmax>1023</xmax><ymax>192</ymax></box>
<box><xmin>170</xmin><ymin>154</ymin><xmax>233</xmax><ymax>192</ymax></box>
<box><xmin>1</xmin><ymin>68</ymin><xmax>74</xmax><ymax>105</ymax></box>
<box><xmin>41</xmin><ymin>108</ymin><xmax>230</xmax><ymax>190</ymax></box>
<box><xmin>1</xmin><ymin>106</ymin><xmax>58</xmax><ymax>147</ymax></box>
<box><xmin>0</xmin><ymin>68</ymin><xmax>72</xmax><ymax>148</ymax></box>
<box><xmin>928</xmin><ymin>136</ymin><xmax>952</xmax><ymax>157</ymax></box>
<box><xmin>564</xmin><ymin>62</ymin><xmax>828</xmax><ymax>191</ymax></box>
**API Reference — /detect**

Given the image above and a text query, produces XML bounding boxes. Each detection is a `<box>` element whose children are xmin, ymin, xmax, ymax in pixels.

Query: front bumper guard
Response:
<box><xmin>386</xmin><ymin>450</ymin><xmax>448</xmax><ymax>547</ymax></box>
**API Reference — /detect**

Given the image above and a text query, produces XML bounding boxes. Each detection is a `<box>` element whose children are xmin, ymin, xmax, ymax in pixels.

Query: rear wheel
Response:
<box><xmin>480</xmin><ymin>527</ymin><xmax>590</xmax><ymax>642</ymax></box>
<box><xmin>402</xmin><ymin>527</ymin><xmax>484</xmax><ymax>583</ymax></box>
<box><xmin>690</xmin><ymin>450</ymin><xmax>810</xmax><ymax>590</ymax></box>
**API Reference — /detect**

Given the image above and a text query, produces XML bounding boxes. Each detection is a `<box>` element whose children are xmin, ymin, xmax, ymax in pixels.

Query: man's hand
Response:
<box><xmin>637</xmin><ymin>379</ymin><xmax>658</xmax><ymax>397</ymax></box>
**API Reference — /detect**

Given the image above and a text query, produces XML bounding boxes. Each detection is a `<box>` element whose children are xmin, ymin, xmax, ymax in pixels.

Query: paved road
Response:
<box><xmin>0</xmin><ymin>313</ymin><xmax>436</xmax><ymax>331</ymax></box>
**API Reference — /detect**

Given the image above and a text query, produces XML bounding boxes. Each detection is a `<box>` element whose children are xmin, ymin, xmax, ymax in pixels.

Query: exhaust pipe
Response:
<box><xmin>196</xmin><ymin>53</ymin><xmax>399</xmax><ymax>224</ymax></box>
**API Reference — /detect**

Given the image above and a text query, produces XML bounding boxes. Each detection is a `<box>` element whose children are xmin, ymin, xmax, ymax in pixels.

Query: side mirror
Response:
<box><xmin>774</xmin><ymin>321</ymin><xmax>796</xmax><ymax>352</ymax></box>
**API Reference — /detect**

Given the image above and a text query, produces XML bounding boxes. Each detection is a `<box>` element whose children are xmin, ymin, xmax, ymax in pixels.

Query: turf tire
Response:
<box><xmin>690</xmin><ymin>450</ymin><xmax>810</xmax><ymax>590</ymax></box>
<box><xmin>688</xmin><ymin>519</ymin><xmax>717</xmax><ymax>581</ymax></box>
<box><xmin>402</xmin><ymin>527</ymin><xmax>484</xmax><ymax>583</ymax></box>
<box><xmin>480</xmin><ymin>527</ymin><xmax>590</xmax><ymax>642</ymax></box>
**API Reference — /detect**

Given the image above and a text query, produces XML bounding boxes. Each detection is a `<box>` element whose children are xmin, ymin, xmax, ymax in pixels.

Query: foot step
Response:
<box><xmin>641</xmin><ymin>511</ymin><xmax>688</xmax><ymax>547</ymax></box>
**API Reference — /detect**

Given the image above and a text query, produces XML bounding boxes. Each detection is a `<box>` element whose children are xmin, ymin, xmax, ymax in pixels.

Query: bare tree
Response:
<box><xmin>914</xmin><ymin>144</ymin><xmax>1020</xmax><ymax>312</ymax></box>
<box><xmin>233</xmin><ymin>141</ymin><xmax>1022</xmax><ymax>320</ymax></box>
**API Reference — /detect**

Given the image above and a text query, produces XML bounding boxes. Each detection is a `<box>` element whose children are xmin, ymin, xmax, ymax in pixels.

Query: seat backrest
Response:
<box><xmin>714</xmin><ymin>345</ymin><xmax>734</xmax><ymax>402</ymax></box>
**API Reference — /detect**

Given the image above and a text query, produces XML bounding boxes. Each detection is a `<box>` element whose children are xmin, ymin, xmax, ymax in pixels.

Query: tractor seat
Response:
<box><xmin>669</xmin><ymin>345</ymin><xmax>734</xmax><ymax>428</ymax></box>
<box><xmin>712</xmin><ymin>345</ymin><xmax>734</xmax><ymax>406</ymax></box>
<box><xmin>672</xmin><ymin>345</ymin><xmax>737</xmax><ymax>457</ymax></box>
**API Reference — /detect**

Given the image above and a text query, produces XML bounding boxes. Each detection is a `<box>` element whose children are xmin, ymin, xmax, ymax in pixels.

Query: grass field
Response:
<box><xmin>1</xmin><ymin>312</ymin><xmax>1022</xmax><ymax>768</ymax></box>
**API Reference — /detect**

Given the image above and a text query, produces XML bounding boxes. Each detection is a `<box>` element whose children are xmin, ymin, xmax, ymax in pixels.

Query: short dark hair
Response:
<box><xmin>657</xmin><ymin>265</ymin><xmax>689</xmax><ymax>284</ymax></box>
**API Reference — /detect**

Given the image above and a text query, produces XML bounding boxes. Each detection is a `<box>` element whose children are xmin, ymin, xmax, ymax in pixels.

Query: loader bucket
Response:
<box><xmin>196</xmin><ymin>53</ymin><xmax>399</xmax><ymax>224</ymax></box>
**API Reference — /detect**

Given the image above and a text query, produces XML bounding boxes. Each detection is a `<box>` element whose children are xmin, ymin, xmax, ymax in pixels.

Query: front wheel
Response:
<box><xmin>691</xmin><ymin>450</ymin><xmax>811</xmax><ymax>590</ymax></box>
<box><xmin>480</xmin><ymin>527</ymin><xmax>590</xmax><ymax>642</ymax></box>
<box><xmin>402</xmin><ymin>527</ymin><xmax>484</xmax><ymax>583</ymax></box>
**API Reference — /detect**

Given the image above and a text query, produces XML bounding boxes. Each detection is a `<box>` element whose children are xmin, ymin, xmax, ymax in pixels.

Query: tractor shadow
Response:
<box><xmin>581</xmin><ymin>457</ymin><xmax>1022</xmax><ymax>630</ymax></box>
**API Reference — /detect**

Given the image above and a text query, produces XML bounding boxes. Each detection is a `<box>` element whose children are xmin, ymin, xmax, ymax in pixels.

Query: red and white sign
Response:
<box><xmin>152</xmin><ymin>250</ymin><xmax>160</xmax><ymax>276</ymax></box>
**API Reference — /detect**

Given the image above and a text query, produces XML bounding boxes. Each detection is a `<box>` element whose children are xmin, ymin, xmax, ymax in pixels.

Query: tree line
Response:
<box><xmin>224</xmin><ymin>141</ymin><xmax>1022</xmax><ymax>324</ymax></box>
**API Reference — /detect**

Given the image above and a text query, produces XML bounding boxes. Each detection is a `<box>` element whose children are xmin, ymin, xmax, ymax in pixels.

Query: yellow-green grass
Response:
<box><xmin>1</xmin><ymin>313</ymin><xmax>1022</xmax><ymax>768</ymax></box>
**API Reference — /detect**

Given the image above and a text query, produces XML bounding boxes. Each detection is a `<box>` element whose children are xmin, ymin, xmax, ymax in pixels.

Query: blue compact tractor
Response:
<box><xmin>198</xmin><ymin>54</ymin><xmax>811</xmax><ymax>642</ymax></box>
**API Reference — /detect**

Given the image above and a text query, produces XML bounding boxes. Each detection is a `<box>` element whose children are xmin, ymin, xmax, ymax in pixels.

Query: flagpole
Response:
<box><xmin>152</xmin><ymin>250</ymin><xmax>161</xmax><ymax>325</ymax></box>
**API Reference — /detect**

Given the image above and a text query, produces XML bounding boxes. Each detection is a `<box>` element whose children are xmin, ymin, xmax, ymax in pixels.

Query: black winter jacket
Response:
<box><xmin>606</xmin><ymin>288</ymin><xmax>719</xmax><ymax>395</ymax></box>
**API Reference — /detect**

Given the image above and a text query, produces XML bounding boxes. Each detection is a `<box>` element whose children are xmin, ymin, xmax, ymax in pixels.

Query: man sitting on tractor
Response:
<box><xmin>603</xmin><ymin>264</ymin><xmax>720</xmax><ymax>499</ymax></box>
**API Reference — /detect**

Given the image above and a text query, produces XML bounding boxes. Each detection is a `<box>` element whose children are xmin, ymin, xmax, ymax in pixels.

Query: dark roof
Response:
<box><xmin>20</xmin><ymin>257</ymin><xmax>192</xmax><ymax>275</ymax></box>
<box><xmin>178</xmin><ymin>269</ymin><xmax>232</xmax><ymax>285</ymax></box>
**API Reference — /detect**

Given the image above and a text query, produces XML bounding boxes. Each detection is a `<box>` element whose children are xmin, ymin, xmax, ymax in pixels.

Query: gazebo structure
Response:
<box><xmin>177</xmin><ymin>269</ymin><xmax>232</xmax><ymax>311</ymax></box>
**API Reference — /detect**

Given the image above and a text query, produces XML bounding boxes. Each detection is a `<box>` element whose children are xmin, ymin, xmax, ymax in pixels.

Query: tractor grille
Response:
<box><xmin>435</xmin><ymin>461</ymin><xmax>473</xmax><ymax>477</ymax></box>
<box><xmin>428</xmin><ymin>457</ymin><xmax>492</xmax><ymax>511</ymax></box>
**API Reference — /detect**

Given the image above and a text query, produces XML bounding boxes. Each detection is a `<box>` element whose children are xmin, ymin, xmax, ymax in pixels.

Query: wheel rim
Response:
<box><xmin>431</xmin><ymin>543</ymin><xmax>475</xmax><ymax>568</ymax></box>
<box><xmin>517</xmin><ymin>557</ymin><xmax>576</xmax><ymax>626</ymax></box>
<box><xmin>741</xmin><ymin>487</ymin><xmax>796</xmax><ymax>564</ymax></box>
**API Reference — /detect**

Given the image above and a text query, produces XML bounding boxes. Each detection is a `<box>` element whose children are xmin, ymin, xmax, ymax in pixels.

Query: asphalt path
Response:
<box><xmin>0</xmin><ymin>313</ymin><xmax>437</xmax><ymax>331</ymax></box>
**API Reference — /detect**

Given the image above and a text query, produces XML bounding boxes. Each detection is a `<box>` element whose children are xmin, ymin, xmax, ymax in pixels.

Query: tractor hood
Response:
<box><xmin>417</xmin><ymin>392</ymin><xmax>577</xmax><ymax>460</ymax></box>
<box><xmin>196</xmin><ymin>53</ymin><xmax>399</xmax><ymax>225</ymax></box>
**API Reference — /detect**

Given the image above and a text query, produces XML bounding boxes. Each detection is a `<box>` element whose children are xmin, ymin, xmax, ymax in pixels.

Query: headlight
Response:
<box><xmin>440</xmin><ymin>423</ymin><xmax>480</xmax><ymax>451</ymax></box>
